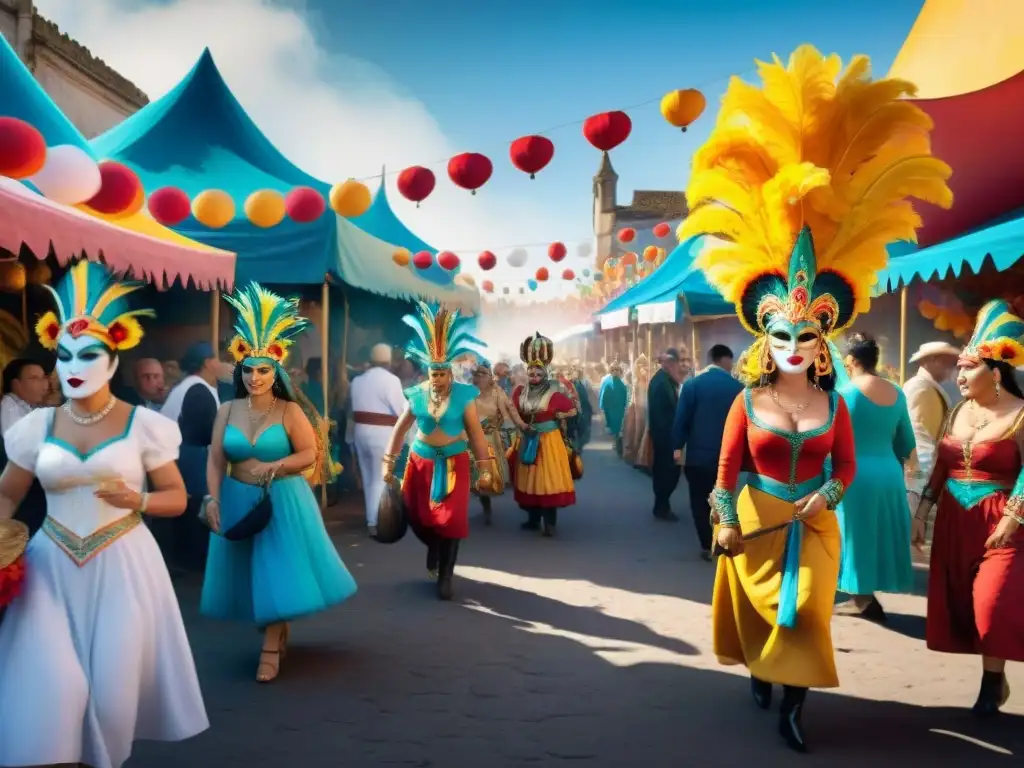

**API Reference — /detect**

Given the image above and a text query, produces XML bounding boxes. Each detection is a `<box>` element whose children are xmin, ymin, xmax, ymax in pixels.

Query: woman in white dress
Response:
<box><xmin>0</xmin><ymin>260</ymin><xmax>208</xmax><ymax>768</ymax></box>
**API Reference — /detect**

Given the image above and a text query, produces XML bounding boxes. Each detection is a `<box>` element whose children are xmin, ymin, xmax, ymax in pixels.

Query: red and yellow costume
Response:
<box><xmin>713</xmin><ymin>390</ymin><xmax>855</xmax><ymax>687</ymax></box>
<box><xmin>509</xmin><ymin>334</ymin><xmax>577</xmax><ymax>511</ymax></box>
<box><xmin>683</xmin><ymin>44</ymin><xmax>951</xmax><ymax>697</ymax></box>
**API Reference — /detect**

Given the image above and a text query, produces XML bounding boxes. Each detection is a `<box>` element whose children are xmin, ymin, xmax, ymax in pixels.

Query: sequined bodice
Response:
<box><xmin>407</xmin><ymin>381</ymin><xmax>479</xmax><ymax>436</ymax></box>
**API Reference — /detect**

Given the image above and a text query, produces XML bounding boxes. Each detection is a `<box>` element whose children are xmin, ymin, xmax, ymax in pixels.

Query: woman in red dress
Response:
<box><xmin>508</xmin><ymin>333</ymin><xmax>577</xmax><ymax>537</ymax></box>
<box><xmin>913</xmin><ymin>299</ymin><xmax>1024</xmax><ymax>715</ymax></box>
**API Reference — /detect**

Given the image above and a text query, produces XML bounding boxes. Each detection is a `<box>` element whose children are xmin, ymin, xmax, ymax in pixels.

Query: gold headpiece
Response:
<box><xmin>520</xmin><ymin>332</ymin><xmax>554</xmax><ymax>368</ymax></box>
<box><xmin>680</xmin><ymin>45</ymin><xmax>953</xmax><ymax>380</ymax></box>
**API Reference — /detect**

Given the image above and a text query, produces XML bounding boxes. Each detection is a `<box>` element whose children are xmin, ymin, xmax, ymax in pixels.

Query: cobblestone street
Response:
<box><xmin>132</xmin><ymin>439</ymin><xmax>1023</xmax><ymax>767</ymax></box>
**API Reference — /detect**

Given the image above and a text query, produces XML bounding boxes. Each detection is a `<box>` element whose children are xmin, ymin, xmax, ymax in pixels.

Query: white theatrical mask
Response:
<box><xmin>55</xmin><ymin>333</ymin><xmax>119</xmax><ymax>399</ymax></box>
<box><xmin>767</xmin><ymin>322</ymin><xmax>820</xmax><ymax>376</ymax></box>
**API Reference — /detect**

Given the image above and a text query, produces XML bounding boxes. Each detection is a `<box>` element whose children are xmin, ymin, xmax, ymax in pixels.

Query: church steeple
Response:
<box><xmin>593</xmin><ymin>151</ymin><xmax>617</xmax><ymax>213</ymax></box>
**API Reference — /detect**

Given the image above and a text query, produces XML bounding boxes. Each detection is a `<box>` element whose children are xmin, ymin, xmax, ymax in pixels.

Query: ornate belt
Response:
<box><xmin>353</xmin><ymin>411</ymin><xmax>399</xmax><ymax>427</ymax></box>
<box><xmin>43</xmin><ymin>512</ymin><xmax>142</xmax><ymax>566</ymax></box>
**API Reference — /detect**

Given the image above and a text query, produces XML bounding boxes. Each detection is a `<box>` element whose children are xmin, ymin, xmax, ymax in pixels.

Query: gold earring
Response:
<box><xmin>996</xmin><ymin>380</ymin><xmax>1002</xmax><ymax>398</ymax></box>
<box><xmin>814</xmin><ymin>346</ymin><xmax>833</xmax><ymax>378</ymax></box>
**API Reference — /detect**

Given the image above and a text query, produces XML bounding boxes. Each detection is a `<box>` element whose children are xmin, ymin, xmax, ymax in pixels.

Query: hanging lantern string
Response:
<box><xmin>344</xmin><ymin>67</ymin><xmax>752</xmax><ymax>184</ymax></box>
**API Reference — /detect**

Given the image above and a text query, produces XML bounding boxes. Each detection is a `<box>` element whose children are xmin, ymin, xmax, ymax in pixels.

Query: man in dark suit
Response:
<box><xmin>647</xmin><ymin>348</ymin><xmax>684</xmax><ymax>521</ymax></box>
<box><xmin>672</xmin><ymin>344</ymin><xmax>744</xmax><ymax>560</ymax></box>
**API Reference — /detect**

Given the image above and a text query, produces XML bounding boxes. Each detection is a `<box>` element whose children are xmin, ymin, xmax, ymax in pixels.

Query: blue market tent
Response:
<box><xmin>89</xmin><ymin>49</ymin><xmax>473</xmax><ymax>308</ymax></box>
<box><xmin>879</xmin><ymin>207</ymin><xmax>1024</xmax><ymax>291</ymax></box>
<box><xmin>351</xmin><ymin>172</ymin><xmax>433</xmax><ymax>255</ymax></box>
<box><xmin>598</xmin><ymin>236</ymin><xmax>732</xmax><ymax>318</ymax></box>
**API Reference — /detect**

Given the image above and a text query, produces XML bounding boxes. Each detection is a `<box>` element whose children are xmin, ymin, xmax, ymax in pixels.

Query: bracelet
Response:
<box><xmin>710</xmin><ymin>488</ymin><xmax>739</xmax><ymax>527</ymax></box>
<box><xmin>474</xmin><ymin>458</ymin><xmax>492</xmax><ymax>465</ymax></box>
<box><xmin>1005</xmin><ymin>511</ymin><xmax>1024</xmax><ymax>526</ymax></box>
<box><xmin>817</xmin><ymin>479</ymin><xmax>845</xmax><ymax>510</ymax></box>
<box><xmin>139</xmin><ymin>492</ymin><xmax>150</xmax><ymax>513</ymax></box>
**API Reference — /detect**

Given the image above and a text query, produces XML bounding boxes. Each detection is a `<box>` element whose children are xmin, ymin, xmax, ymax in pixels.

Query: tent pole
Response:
<box><xmin>320</xmin><ymin>281</ymin><xmax>330</xmax><ymax>511</ymax></box>
<box><xmin>899</xmin><ymin>285</ymin><xmax>908</xmax><ymax>385</ymax></box>
<box><xmin>210</xmin><ymin>288</ymin><xmax>219</xmax><ymax>354</ymax></box>
<box><xmin>691</xmin><ymin>321</ymin><xmax>699</xmax><ymax>366</ymax></box>
<box><xmin>20</xmin><ymin>287</ymin><xmax>27</xmax><ymax>332</ymax></box>
<box><xmin>646</xmin><ymin>324</ymin><xmax>652</xmax><ymax>365</ymax></box>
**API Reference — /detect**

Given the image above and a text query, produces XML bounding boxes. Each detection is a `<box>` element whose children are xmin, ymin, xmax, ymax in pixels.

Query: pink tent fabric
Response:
<box><xmin>0</xmin><ymin>179</ymin><xmax>235</xmax><ymax>290</ymax></box>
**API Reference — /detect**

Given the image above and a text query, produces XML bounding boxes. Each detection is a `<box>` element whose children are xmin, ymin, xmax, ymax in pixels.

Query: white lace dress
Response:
<box><xmin>0</xmin><ymin>406</ymin><xmax>208</xmax><ymax>768</ymax></box>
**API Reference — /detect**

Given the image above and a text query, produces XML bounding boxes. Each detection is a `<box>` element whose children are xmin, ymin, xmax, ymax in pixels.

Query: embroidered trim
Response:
<box><xmin>710</xmin><ymin>488</ymin><xmax>739</xmax><ymax>527</ymax></box>
<box><xmin>818</xmin><ymin>478</ymin><xmax>845</xmax><ymax>509</ymax></box>
<box><xmin>1005</xmin><ymin>495</ymin><xmax>1024</xmax><ymax>517</ymax></box>
<box><xmin>43</xmin><ymin>513</ymin><xmax>142</xmax><ymax>566</ymax></box>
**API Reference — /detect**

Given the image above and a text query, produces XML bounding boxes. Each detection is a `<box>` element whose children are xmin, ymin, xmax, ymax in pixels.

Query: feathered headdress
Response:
<box><xmin>520</xmin><ymin>332</ymin><xmax>554</xmax><ymax>368</ymax></box>
<box><xmin>962</xmin><ymin>300</ymin><xmax>1024</xmax><ymax>368</ymax></box>
<box><xmin>225</xmin><ymin>282</ymin><xmax>309</xmax><ymax>363</ymax></box>
<box><xmin>35</xmin><ymin>260</ymin><xmax>154</xmax><ymax>352</ymax></box>
<box><xmin>680</xmin><ymin>45</ymin><xmax>953</xmax><ymax>380</ymax></box>
<box><xmin>403</xmin><ymin>301</ymin><xmax>483</xmax><ymax>370</ymax></box>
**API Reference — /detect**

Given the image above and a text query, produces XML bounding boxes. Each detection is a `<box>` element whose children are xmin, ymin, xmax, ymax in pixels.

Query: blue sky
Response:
<box><xmin>35</xmin><ymin>0</ymin><xmax>926</xmax><ymax>293</ymax></box>
<box><xmin>304</xmin><ymin>0</ymin><xmax>925</xmax><ymax>243</ymax></box>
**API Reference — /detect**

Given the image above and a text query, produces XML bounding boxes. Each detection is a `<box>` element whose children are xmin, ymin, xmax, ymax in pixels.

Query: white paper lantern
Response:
<box><xmin>576</xmin><ymin>242</ymin><xmax>593</xmax><ymax>259</ymax></box>
<box><xmin>29</xmin><ymin>144</ymin><xmax>101</xmax><ymax>205</ymax></box>
<box><xmin>506</xmin><ymin>248</ymin><xmax>528</xmax><ymax>268</ymax></box>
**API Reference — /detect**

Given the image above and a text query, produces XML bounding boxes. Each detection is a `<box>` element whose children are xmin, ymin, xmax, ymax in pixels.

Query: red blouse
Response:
<box><xmin>512</xmin><ymin>385</ymin><xmax>576</xmax><ymax>425</ymax></box>
<box><xmin>716</xmin><ymin>389</ymin><xmax>856</xmax><ymax>492</ymax></box>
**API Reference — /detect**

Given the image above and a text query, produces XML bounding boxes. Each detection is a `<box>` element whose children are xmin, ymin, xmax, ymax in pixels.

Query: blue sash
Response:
<box><xmin>744</xmin><ymin>472</ymin><xmax>825</xmax><ymax>630</ymax></box>
<box><xmin>411</xmin><ymin>439</ymin><xmax>468</xmax><ymax>504</ymax></box>
<box><xmin>520</xmin><ymin>420</ymin><xmax>559</xmax><ymax>465</ymax></box>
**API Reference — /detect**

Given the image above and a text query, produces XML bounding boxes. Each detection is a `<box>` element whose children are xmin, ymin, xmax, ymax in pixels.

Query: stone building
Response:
<box><xmin>591</xmin><ymin>151</ymin><xmax>688</xmax><ymax>270</ymax></box>
<box><xmin>0</xmin><ymin>0</ymin><xmax>147</xmax><ymax>138</ymax></box>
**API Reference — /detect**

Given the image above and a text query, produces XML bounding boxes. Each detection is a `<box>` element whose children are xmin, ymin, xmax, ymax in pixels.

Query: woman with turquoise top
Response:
<box><xmin>834</xmin><ymin>333</ymin><xmax>916</xmax><ymax>621</ymax></box>
<box><xmin>382</xmin><ymin>303</ymin><xmax>497</xmax><ymax>601</ymax></box>
<box><xmin>201</xmin><ymin>283</ymin><xmax>357</xmax><ymax>683</ymax></box>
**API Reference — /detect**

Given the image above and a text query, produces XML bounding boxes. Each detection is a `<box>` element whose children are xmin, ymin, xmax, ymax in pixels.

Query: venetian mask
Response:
<box><xmin>55</xmin><ymin>334</ymin><xmax>118</xmax><ymax>399</ymax></box>
<box><xmin>766</xmin><ymin>317</ymin><xmax>821</xmax><ymax>376</ymax></box>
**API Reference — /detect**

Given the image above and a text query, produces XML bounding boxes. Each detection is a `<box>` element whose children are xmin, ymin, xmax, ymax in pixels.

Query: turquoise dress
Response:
<box><xmin>835</xmin><ymin>382</ymin><xmax>917</xmax><ymax>595</ymax></box>
<box><xmin>201</xmin><ymin>422</ymin><xmax>357</xmax><ymax>625</ymax></box>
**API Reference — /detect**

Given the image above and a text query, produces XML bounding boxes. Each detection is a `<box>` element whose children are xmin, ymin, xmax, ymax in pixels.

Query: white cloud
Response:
<box><xmin>33</xmin><ymin>0</ymin><xmax>582</xmax><ymax>295</ymax></box>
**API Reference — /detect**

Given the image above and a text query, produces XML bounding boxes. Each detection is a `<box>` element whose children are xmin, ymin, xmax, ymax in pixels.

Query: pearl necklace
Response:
<box><xmin>63</xmin><ymin>395</ymin><xmax>116</xmax><ymax>426</ymax></box>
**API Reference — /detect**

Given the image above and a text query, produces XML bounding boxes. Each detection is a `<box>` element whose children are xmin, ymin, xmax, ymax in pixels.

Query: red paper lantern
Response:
<box><xmin>286</xmin><ymin>186</ymin><xmax>326</xmax><ymax>223</ymax></box>
<box><xmin>397</xmin><ymin>166</ymin><xmax>436</xmax><ymax>207</ymax></box>
<box><xmin>0</xmin><ymin>118</ymin><xmax>46</xmax><ymax>179</ymax></box>
<box><xmin>622</xmin><ymin>252</ymin><xmax>638</xmax><ymax>266</ymax></box>
<box><xmin>535</xmin><ymin>267</ymin><xmax>550</xmax><ymax>282</ymax></box>
<box><xmin>86</xmin><ymin>161</ymin><xmax>142</xmax><ymax>215</ymax></box>
<box><xmin>617</xmin><ymin>227</ymin><xmax>636</xmax><ymax>244</ymax></box>
<box><xmin>583</xmin><ymin>111</ymin><xmax>632</xmax><ymax>152</ymax></box>
<box><xmin>482</xmin><ymin>280</ymin><xmax>495</xmax><ymax>293</ymax></box>
<box><xmin>437</xmin><ymin>250</ymin><xmax>460</xmax><ymax>271</ymax></box>
<box><xmin>477</xmin><ymin>250</ymin><xmax>497</xmax><ymax>270</ymax></box>
<box><xmin>412</xmin><ymin>250</ymin><xmax>434</xmax><ymax>270</ymax></box>
<box><xmin>509</xmin><ymin>135</ymin><xmax>554</xmax><ymax>179</ymax></box>
<box><xmin>147</xmin><ymin>187</ymin><xmax>191</xmax><ymax>226</ymax></box>
<box><xmin>653</xmin><ymin>221</ymin><xmax>671</xmax><ymax>239</ymax></box>
<box><xmin>562</xmin><ymin>268</ymin><xmax>575</xmax><ymax>281</ymax></box>
<box><xmin>547</xmin><ymin>241</ymin><xmax>567</xmax><ymax>262</ymax></box>
<box><xmin>447</xmin><ymin>152</ymin><xmax>493</xmax><ymax>195</ymax></box>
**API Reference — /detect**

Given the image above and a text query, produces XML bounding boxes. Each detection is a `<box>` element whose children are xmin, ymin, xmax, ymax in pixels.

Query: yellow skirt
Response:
<box><xmin>711</xmin><ymin>486</ymin><xmax>841</xmax><ymax>689</ymax></box>
<box><xmin>510</xmin><ymin>430</ymin><xmax>576</xmax><ymax>505</ymax></box>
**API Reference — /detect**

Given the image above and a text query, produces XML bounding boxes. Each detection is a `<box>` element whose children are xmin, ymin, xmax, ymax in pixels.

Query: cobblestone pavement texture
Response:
<box><xmin>130</xmin><ymin>440</ymin><xmax>1023</xmax><ymax>768</ymax></box>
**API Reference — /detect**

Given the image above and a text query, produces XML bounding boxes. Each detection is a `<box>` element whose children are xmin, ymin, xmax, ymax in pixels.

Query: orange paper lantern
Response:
<box><xmin>329</xmin><ymin>179</ymin><xmax>371</xmax><ymax>218</ymax></box>
<box><xmin>192</xmin><ymin>189</ymin><xmax>236</xmax><ymax>229</ymax></box>
<box><xmin>392</xmin><ymin>248</ymin><xmax>411</xmax><ymax>267</ymax></box>
<box><xmin>643</xmin><ymin>245</ymin><xmax>659</xmax><ymax>262</ymax></box>
<box><xmin>244</xmin><ymin>189</ymin><xmax>286</xmax><ymax>228</ymax></box>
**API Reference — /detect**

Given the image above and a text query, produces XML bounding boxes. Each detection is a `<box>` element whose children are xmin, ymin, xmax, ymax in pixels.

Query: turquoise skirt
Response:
<box><xmin>201</xmin><ymin>475</ymin><xmax>357</xmax><ymax>625</ymax></box>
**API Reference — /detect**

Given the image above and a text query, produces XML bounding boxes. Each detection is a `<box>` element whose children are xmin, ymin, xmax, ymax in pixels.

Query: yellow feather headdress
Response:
<box><xmin>35</xmin><ymin>260</ymin><xmax>153</xmax><ymax>352</ymax></box>
<box><xmin>679</xmin><ymin>45</ymin><xmax>953</xmax><ymax>377</ymax></box>
<box><xmin>225</xmin><ymin>282</ymin><xmax>309</xmax><ymax>364</ymax></box>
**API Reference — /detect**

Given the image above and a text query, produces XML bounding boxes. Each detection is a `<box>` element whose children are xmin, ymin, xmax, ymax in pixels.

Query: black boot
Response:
<box><xmin>778</xmin><ymin>686</ymin><xmax>808</xmax><ymax>753</ymax></box>
<box><xmin>751</xmin><ymin>675</ymin><xmax>772</xmax><ymax>710</ymax></box>
<box><xmin>426</xmin><ymin>541</ymin><xmax>440</xmax><ymax>580</ymax></box>
<box><xmin>436</xmin><ymin>540</ymin><xmax>459</xmax><ymax>601</ymax></box>
<box><xmin>542</xmin><ymin>508</ymin><xmax>557</xmax><ymax>537</ymax></box>
<box><xmin>481</xmin><ymin>496</ymin><xmax>492</xmax><ymax>526</ymax></box>
<box><xmin>521</xmin><ymin>508</ymin><xmax>541</xmax><ymax>530</ymax></box>
<box><xmin>973</xmin><ymin>671</ymin><xmax>1010</xmax><ymax>717</ymax></box>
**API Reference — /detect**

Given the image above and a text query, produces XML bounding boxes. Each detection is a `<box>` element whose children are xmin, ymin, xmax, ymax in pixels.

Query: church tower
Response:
<box><xmin>592</xmin><ymin>152</ymin><xmax>618</xmax><ymax>269</ymax></box>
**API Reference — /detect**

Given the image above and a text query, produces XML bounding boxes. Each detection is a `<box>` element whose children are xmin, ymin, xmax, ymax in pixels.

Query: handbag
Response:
<box><xmin>199</xmin><ymin>482</ymin><xmax>274</xmax><ymax>541</ymax></box>
<box><xmin>563</xmin><ymin>435</ymin><xmax>584</xmax><ymax>480</ymax></box>
<box><xmin>374</xmin><ymin>476</ymin><xmax>408</xmax><ymax>544</ymax></box>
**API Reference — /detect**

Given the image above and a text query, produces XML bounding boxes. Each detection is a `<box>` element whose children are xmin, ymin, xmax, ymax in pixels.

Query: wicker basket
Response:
<box><xmin>0</xmin><ymin>519</ymin><xmax>29</xmax><ymax>569</ymax></box>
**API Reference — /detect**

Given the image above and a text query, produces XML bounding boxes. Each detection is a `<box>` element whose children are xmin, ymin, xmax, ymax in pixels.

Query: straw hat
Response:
<box><xmin>908</xmin><ymin>341</ymin><xmax>961</xmax><ymax>364</ymax></box>
<box><xmin>0</xmin><ymin>519</ymin><xmax>28</xmax><ymax>569</ymax></box>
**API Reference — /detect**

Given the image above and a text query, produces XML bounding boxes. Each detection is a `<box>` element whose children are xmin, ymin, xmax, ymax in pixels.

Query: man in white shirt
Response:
<box><xmin>349</xmin><ymin>344</ymin><xmax>407</xmax><ymax>535</ymax></box>
<box><xmin>134</xmin><ymin>357</ymin><xmax>167</xmax><ymax>410</ymax></box>
<box><xmin>1</xmin><ymin>358</ymin><xmax>49</xmax><ymax>435</ymax></box>
<box><xmin>903</xmin><ymin>341</ymin><xmax>960</xmax><ymax>509</ymax></box>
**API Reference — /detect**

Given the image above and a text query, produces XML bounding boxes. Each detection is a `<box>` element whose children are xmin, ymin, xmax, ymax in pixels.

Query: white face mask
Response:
<box><xmin>55</xmin><ymin>334</ymin><xmax>118</xmax><ymax>399</ymax></box>
<box><xmin>767</xmin><ymin>322</ymin><xmax>821</xmax><ymax>376</ymax></box>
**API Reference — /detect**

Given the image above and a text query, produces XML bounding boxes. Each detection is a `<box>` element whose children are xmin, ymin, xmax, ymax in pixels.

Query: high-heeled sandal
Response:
<box><xmin>256</xmin><ymin>626</ymin><xmax>288</xmax><ymax>683</ymax></box>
